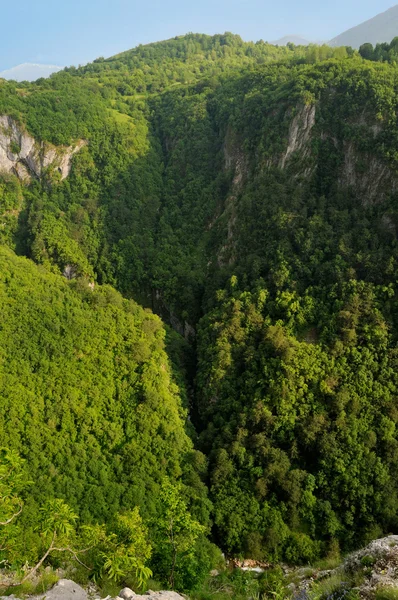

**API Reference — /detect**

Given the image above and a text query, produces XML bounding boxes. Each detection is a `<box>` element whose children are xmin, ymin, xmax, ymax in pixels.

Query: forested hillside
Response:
<box><xmin>2</xmin><ymin>32</ymin><xmax>398</xmax><ymax>589</ymax></box>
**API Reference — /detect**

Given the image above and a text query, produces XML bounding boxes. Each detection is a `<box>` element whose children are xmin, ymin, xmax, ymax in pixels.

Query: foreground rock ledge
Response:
<box><xmin>0</xmin><ymin>580</ymin><xmax>186</xmax><ymax>600</ymax></box>
<box><xmin>118</xmin><ymin>587</ymin><xmax>185</xmax><ymax>599</ymax></box>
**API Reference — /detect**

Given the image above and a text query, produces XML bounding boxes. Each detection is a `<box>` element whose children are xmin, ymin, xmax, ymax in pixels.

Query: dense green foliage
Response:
<box><xmin>359</xmin><ymin>37</ymin><xmax>398</xmax><ymax>63</ymax></box>
<box><xmin>3</xmin><ymin>32</ymin><xmax>398</xmax><ymax>586</ymax></box>
<box><xmin>0</xmin><ymin>246</ymin><xmax>193</xmax><ymax>521</ymax></box>
<box><xmin>0</xmin><ymin>247</ymin><xmax>212</xmax><ymax>589</ymax></box>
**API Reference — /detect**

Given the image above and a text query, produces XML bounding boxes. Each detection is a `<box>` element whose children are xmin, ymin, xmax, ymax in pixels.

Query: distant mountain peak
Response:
<box><xmin>0</xmin><ymin>63</ymin><xmax>63</xmax><ymax>82</ymax></box>
<box><xmin>330</xmin><ymin>4</ymin><xmax>398</xmax><ymax>48</ymax></box>
<box><xmin>271</xmin><ymin>35</ymin><xmax>312</xmax><ymax>46</ymax></box>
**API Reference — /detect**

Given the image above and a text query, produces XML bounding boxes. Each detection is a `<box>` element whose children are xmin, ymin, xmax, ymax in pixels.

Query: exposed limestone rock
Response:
<box><xmin>279</xmin><ymin>104</ymin><xmax>316</xmax><ymax>169</ymax></box>
<box><xmin>1</xmin><ymin>581</ymin><xmax>186</xmax><ymax>600</ymax></box>
<box><xmin>343</xmin><ymin>536</ymin><xmax>398</xmax><ymax>596</ymax></box>
<box><xmin>151</xmin><ymin>290</ymin><xmax>195</xmax><ymax>340</ymax></box>
<box><xmin>230</xmin><ymin>558</ymin><xmax>270</xmax><ymax>573</ymax></box>
<box><xmin>276</xmin><ymin>103</ymin><xmax>397</xmax><ymax>205</ymax></box>
<box><xmin>63</xmin><ymin>265</ymin><xmax>78</xmax><ymax>280</ymax></box>
<box><xmin>345</xmin><ymin>535</ymin><xmax>398</xmax><ymax>571</ymax></box>
<box><xmin>0</xmin><ymin>115</ymin><xmax>86</xmax><ymax>182</ymax></box>
<box><xmin>217</xmin><ymin>126</ymin><xmax>248</xmax><ymax>267</ymax></box>
<box><xmin>117</xmin><ymin>590</ymin><xmax>185</xmax><ymax>599</ymax></box>
<box><xmin>1</xmin><ymin>579</ymin><xmax>87</xmax><ymax>600</ymax></box>
<box><xmin>223</xmin><ymin>125</ymin><xmax>248</xmax><ymax>185</ymax></box>
<box><xmin>169</xmin><ymin>312</ymin><xmax>196</xmax><ymax>341</ymax></box>
<box><xmin>339</xmin><ymin>141</ymin><xmax>398</xmax><ymax>205</ymax></box>
<box><xmin>289</xmin><ymin>536</ymin><xmax>398</xmax><ymax>599</ymax></box>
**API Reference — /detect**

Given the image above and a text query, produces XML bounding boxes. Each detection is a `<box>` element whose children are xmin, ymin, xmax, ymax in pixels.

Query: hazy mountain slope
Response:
<box><xmin>330</xmin><ymin>4</ymin><xmax>398</xmax><ymax>48</ymax></box>
<box><xmin>0</xmin><ymin>63</ymin><xmax>63</xmax><ymax>81</ymax></box>
<box><xmin>271</xmin><ymin>35</ymin><xmax>312</xmax><ymax>45</ymax></box>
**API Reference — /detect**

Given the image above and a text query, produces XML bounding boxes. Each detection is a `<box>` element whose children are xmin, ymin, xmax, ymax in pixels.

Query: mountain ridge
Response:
<box><xmin>271</xmin><ymin>35</ymin><xmax>312</xmax><ymax>46</ymax></box>
<box><xmin>330</xmin><ymin>4</ymin><xmax>398</xmax><ymax>47</ymax></box>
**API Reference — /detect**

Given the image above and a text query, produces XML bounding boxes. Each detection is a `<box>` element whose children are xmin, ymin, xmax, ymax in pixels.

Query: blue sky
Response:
<box><xmin>0</xmin><ymin>0</ymin><xmax>396</xmax><ymax>71</ymax></box>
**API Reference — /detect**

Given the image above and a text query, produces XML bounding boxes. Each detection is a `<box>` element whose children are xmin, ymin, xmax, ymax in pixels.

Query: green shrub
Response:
<box><xmin>284</xmin><ymin>533</ymin><xmax>321</xmax><ymax>565</ymax></box>
<box><xmin>259</xmin><ymin>567</ymin><xmax>287</xmax><ymax>600</ymax></box>
<box><xmin>360</xmin><ymin>555</ymin><xmax>376</xmax><ymax>567</ymax></box>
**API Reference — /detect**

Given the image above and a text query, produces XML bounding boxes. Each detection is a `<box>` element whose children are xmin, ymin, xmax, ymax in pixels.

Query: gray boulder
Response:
<box><xmin>345</xmin><ymin>534</ymin><xmax>398</xmax><ymax>570</ymax></box>
<box><xmin>42</xmin><ymin>579</ymin><xmax>88</xmax><ymax>600</ymax></box>
<box><xmin>117</xmin><ymin>590</ymin><xmax>185</xmax><ymax>599</ymax></box>
<box><xmin>344</xmin><ymin>535</ymin><xmax>398</xmax><ymax>594</ymax></box>
<box><xmin>0</xmin><ymin>580</ymin><xmax>186</xmax><ymax>600</ymax></box>
<box><xmin>0</xmin><ymin>579</ymin><xmax>89</xmax><ymax>600</ymax></box>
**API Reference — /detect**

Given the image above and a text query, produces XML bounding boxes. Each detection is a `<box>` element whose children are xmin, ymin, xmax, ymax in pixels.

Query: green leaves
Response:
<box><xmin>39</xmin><ymin>499</ymin><xmax>78</xmax><ymax>538</ymax></box>
<box><xmin>0</xmin><ymin>448</ymin><xmax>30</xmax><ymax>527</ymax></box>
<box><xmin>151</xmin><ymin>480</ymin><xmax>206</xmax><ymax>589</ymax></box>
<box><xmin>97</xmin><ymin>508</ymin><xmax>152</xmax><ymax>588</ymax></box>
<box><xmin>4</xmin><ymin>32</ymin><xmax>398</xmax><ymax>581</ymax></box>
<box><xmin>0</xmin><ymin>448</ymin><xmax>153</xmax><ymax>589</ymax></box>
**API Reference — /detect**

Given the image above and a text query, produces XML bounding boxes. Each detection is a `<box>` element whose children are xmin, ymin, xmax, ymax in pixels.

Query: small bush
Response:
<box><xmin>9</xmin><ymin>140</ymin><xmax>20</xmax><ymax>155</ymax></box>
<box><xmin>259</xmin><ymin>567</ymin><xmax>287</xmax><ymax>600</ymax></box>
<box><xmin>360</xmin><ymin>555</ymin><xmax>375</xmax><ymax>567</ymax></box>
<box><xmin>284</xmin><ymin>533</ymin><xmax>321</xmax><ymax>565</ymax></box>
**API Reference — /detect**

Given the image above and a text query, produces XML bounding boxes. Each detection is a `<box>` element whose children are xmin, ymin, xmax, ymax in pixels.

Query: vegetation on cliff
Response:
<box><xmin>1</xmin><ymin>32</ymin><xmax>398</xmax><ymax>592</ymax></box>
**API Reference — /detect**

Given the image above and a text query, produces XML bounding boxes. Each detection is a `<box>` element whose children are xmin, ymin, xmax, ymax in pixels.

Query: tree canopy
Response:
<box><xmin>1</xmin><ymin>32</ymin><xmax>398</xmax><ymax>580</ymax></box>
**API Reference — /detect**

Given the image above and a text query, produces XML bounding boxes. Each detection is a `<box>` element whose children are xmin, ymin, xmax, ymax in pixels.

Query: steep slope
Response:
<box><xmin>149</xmin><ymin>59</ymin><xmax>398</xmax><ymax>558</ymax></box>
<box><xmin>0</xmin><ymin>114</ymin><xmax>86</xmax><ymax>181</ymax></box>
<box><xmin>0</xmin><ymin>245</ymin><xmax>194</xmax><ymax>523</ymax></box>
<box><xmin>330</xmin><ymin>5</ymin><xmax>398</xmax><ymax>48</ymax></box>
<box><xmin>2</xmin><ymin>35</ymin><xmax>398</xmax><ymax>565</ymax></box>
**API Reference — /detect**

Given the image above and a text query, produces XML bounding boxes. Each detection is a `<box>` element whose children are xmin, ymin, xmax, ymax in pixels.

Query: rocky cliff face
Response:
<box><xmin>0</xmin><ymin>116</ymin><xmax>86</xmax><ymax>181</ymax></box>
<box><xmin>275</xmin><ymin>103</ymin><xmax>397</xmax><ymax>205</ymax></box>
<box><xmin>215</xmin><ymin>126</ymin><xmax>248</xmax><ymax>267</ymax></box>
<box><xmin>279</xmin><ymin>103</ymin><xmax>316</xmax><ymax>170</ymax></box>
<box><xmin>338</xmin><ymin>139</ymin><xmax>398</xmax><ymax>205</ymax></box>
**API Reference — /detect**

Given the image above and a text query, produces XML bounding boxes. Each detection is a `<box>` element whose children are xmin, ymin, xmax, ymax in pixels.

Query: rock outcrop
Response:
<box><xmin>118</xmin><ymin>587</ymin><xmax>185</xmax><ymax>599</ymax></box>
<box><xmin>339</xmin><ymin>140</ymin><xmax>398</xmax><ymax>205</ymax></box>
<box><xmin>0</xmin><ymin>581</ymin><xmax>186</xmax><ymax>600</ymax></box>
<box><xmin>1</xmin><ymin>579</ymin><xmax>87</xmax><ymax>600</ymax></box>
<box><xmin>279</xmin><ymin>104</ymin><xmax>316</xmax><ymax>170</ymax></box>
<box><xmin>344</xmin><ymin>535</ymin><xmax>398</xmax><ymax>594</ymax></box>
<box><xmin>289</xmin><ymin>536</ymin><xmax>398</xmax><ymax>599</ymax></box>
<box><xmin>274</xmin><ymin>103</ymin><xmax>398</xmax><ymax>205</ymax></box>
<box><xmin>0</xmin><ymin>116</ymin><xmax>86</xmax><ymax>182</ymax></box>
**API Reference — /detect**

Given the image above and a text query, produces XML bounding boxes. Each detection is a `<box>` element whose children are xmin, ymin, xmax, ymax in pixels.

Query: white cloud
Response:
<box><xmin>0</xmin><ymin>63</ymin><xmax>63</xmax><ymax>82</ymax></box>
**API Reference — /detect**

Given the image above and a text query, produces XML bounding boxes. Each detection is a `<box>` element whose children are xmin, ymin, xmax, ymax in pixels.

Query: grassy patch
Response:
<box><xmin>313</xmin><ymin>556</ymin><xmax>343</xmax><ymax>572</ymax></box>
<box><xmin>309</xmin><ymin>572</ymin><xmax>359</xmax><ymax>600</ymax></box>
<box><xmin>375</xmin><ymin>587</ymin><xmax>398</xmax><ymax>600</ymax></box>
<box><xmin>0</xmin><ymin>571</ymin><xmax>59</xmax><ymax>598</ymax></box>
<box><xmin>108</xmin><ymin>108</ymin><xmax>133</xmax><ymax>124</ymax></box>
<box><xmin>190</xmin><ymin>569</ymin><xmax>262</xmax><ymax>600</ymax></box>
<box><xmin>95</xmin><ymin>578</ymin><xmax>121</xmax><ymax>598</ymax></box>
